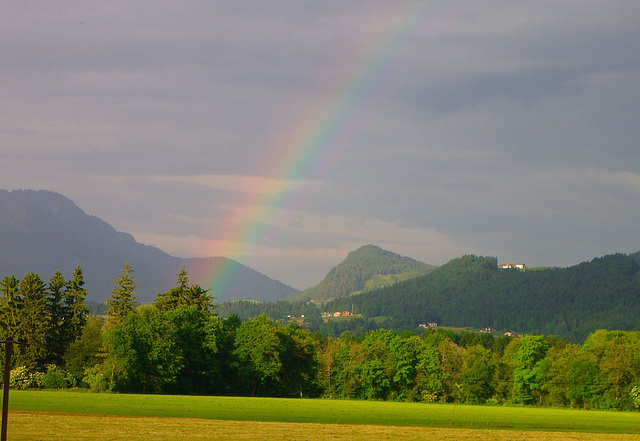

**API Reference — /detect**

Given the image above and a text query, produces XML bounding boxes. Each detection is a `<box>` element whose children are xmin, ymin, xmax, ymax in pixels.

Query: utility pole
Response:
<box><xmin>1</xmin><ymin>338</ymin><xmax>19</xmax><ymax>441</ymax></box>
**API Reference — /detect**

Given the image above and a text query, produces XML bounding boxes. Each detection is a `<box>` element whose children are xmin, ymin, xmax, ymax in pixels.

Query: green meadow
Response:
<box><xmin>9</xmin><ymin>390</ymin><xmax>640</xmax><ymax>434</ymax></box>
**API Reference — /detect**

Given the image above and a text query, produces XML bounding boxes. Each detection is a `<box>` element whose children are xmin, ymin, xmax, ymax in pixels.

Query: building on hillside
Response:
<box><xmin>499</xmin><ymin>263</ymin><xmax>526</xmax><ymax>269</ymax></box>
<box><xmin>419</xmin><ymin>322</ymin><xmax>438</xmax><ymax>329</ymax></box>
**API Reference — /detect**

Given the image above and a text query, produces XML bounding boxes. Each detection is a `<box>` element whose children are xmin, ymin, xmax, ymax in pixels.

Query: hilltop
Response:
<box><xmin>286</xmin><ymin>244</ymin><xmax>436</xmax><ymax>303</ymax></box>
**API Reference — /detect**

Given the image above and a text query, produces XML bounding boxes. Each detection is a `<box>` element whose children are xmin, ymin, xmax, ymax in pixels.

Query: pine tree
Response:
<box><xmin>0</xmin><ymin>275</ymin><xmax>21</xmax><ymax>341</ymax></box>
<box><xmin>15</xmin><ymin>272</ymin><xmax>49</xmax><ymax>370</ymax></box>
<box><xmin>64</xmin><ymin>265</ymin><xmax>89</xmax><ymax>342</ymax></box>
<box><xmin>154</xmin><ymin>267</ymin><xmax>213</xmax><ymax>312</ymax></box>
<box><xmin>45</xmin><ymin>270</ymin><xmax>67</xmax><ymax>365</ymax></box>
<box><xmin>106</xmin><ymin>263</ymin><xmax>138</xmax><ymax>324</ymax></box>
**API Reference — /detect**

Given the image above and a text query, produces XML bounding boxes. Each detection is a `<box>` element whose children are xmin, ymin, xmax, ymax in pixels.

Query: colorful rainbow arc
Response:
<box><xmin>196</xmin><ymin>3</ymin><xmax>431</xmax><ymax>297</ymax></box>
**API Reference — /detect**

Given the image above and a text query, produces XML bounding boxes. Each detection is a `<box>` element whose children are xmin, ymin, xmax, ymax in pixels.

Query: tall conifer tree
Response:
<box><xmin>64</xmin><ymin>265</ymin><xmax>89</xmax><ymax>342</ymax></box>
<box><xmin>106</xmin><ymin>263</ymin><xmax>138</xmax><ymax>324</ymax></box>
<box><xmin>16</xmin><ymin>272</ymin><xmax>49</xmax><ymax>369</ymax></box>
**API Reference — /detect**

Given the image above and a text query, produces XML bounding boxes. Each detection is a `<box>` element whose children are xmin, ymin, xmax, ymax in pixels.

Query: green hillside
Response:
<box><xmin>287</xmin><ymin>245</ymin><xmax>436</xmax><ymax>303</ymax></box>
<box><xmin>325</xmin><ymin>253</ymin><xmax>640</xmax><ymax>342</ymax></box>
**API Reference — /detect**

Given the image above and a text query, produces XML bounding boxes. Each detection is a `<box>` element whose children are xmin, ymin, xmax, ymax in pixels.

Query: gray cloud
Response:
<box><xmin>1</xmin><ymin>1</ymin><xmax>639</xmax><ymax>287</ymax></box>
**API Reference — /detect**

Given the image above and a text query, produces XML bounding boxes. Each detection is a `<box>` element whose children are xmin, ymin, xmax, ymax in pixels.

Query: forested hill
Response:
<box><xmin>0</xmin><ymin>189</ymin><xmax>297</xmax><ymax>303</ymax></box>
<box><xmin>325</xmin><ymin>253</ymin><xmax>640</xmax><ymax>342</ymax></box>
<box><xmin>287</xmin><ymin>244</ymin><xmax>436</xmax><ymax>303</ymax></box>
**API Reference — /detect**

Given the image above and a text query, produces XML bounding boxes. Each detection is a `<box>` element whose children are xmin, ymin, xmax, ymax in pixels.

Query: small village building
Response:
<box><xmin>499</xmin><ymin>263</ymin><xmax>526</xmax><ymax>269</ymax></box>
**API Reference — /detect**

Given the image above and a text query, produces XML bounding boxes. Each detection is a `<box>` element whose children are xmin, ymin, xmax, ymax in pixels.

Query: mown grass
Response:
<box><xmin>9</xmin><ymin>412</ymin><xmax>640</xmax><ymax>441</ymax></box>
<box><xmin>8</xmin><ymin>390</ymin><xmax>640</xmax><ymax>434</ymax></box>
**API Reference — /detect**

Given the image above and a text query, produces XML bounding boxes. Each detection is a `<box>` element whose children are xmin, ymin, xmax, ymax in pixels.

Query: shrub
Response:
<box><xmin>42</xmin><ymin>365</ymin><xmax>75</xmax><ymax>389</ymax></box>
<box><xmin>630</xmin><ymin>385</ymin><xmax>640</xmax><ymax>410</ymax></box>
<box><xmin>9</xmin><ymin>366</ymin><xmax>43</xmax><ymax>390</ymax></box>
<box><xmin>82</xmin><ymin>365</ymin><xmax>112</xmax><ymax>392</ymax></box>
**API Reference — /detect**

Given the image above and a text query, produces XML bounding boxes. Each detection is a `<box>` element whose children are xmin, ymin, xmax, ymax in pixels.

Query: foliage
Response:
<box><xmin>289</xmin><ymin>245</ymin><xmax>436</xmax><ymax>303</ymax></box>
<box><xmin>0</xmin><ymin>268</ymin><xmax>89</xmax><ymax>372</ymax></box>
<box><xmin>105</xmin><ymin>305</ymin><xmax>183</xmax><ymax>393</ymax></box>
<box><xmin>630</xmin><ymin>385</ymin><xmax>640</xmax><ymax>409</ymax></box>
<box><xmin>154</xmin><ymin>267</ymin><xmax>214</xmax><ymax>312</ymax></box>
<box><xmin>323</xmin><ymin>253</ymin><xmax>640</xmax><ymax>342</ymax></box>
<box><xmin>64</xmin><ymin>316</ymin><xmax>105</xmax><ymax>382</ymax></box>
<box><xmin>82</xmin><ymin>364</ymin><xmax>113</xmax><ymax>392</ymax></box>
<box><xmin>41</xmin><ymin>365</ymin><xmax>76</xmax><ymax>389</ymax></box>
<box><xmin>4</xmin><ymin>260</ymin><xmax>640</xmax><ymax>413</ymax></box>
<box><xmin>9</xmin><ymin>366</ymin><xmax>43</xmax><ymax>389</ymax></box>
<box><xmin>106</xmin><ymin>262</ymin><xmax>138</xmax><ymax>324</ymax></box>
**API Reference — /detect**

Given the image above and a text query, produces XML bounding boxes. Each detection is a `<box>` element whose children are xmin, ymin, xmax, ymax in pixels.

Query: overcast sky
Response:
<box><xmin>1</xmin><ymin>1</ymin><xmax>639</xmax><ymax>290</ymax></box>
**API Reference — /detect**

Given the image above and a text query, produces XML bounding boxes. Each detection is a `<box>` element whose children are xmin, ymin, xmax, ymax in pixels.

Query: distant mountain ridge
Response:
<box><xmin>287</xmin><ymin>244</ymin><xmax>436</xmax><ymax>303</ymax></box>
<box><xmin>0</xmin><ymin>189</ymin><xmax>297</xmax><ymax>303</ymax></box>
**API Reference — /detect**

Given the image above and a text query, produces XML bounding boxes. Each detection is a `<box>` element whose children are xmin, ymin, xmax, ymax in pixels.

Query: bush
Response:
<box><xmin>630</xmin><ymin>385</ymin><xmax>640</xmax><ymax>410</ymax></box>
<box><xmin>9</xmin><ymin>366</ymin><xmax>43</xmax><ymax>390</ymax></box>
<box><xmin>82</xmin><ymin>365</ymin><xmax>112</xmax><ymax>392</ymax></box>
<box><xmin>42</xmin><ymin>365</ymin><xmax>75</xmax><ymax>389</ymax></box>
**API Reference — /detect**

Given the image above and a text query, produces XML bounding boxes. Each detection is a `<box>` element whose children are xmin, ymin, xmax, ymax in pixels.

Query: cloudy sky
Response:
<box><xmin>1</xmin><ymin>1</ymin><xmax>639</xmax><ymax>290</ymax></box>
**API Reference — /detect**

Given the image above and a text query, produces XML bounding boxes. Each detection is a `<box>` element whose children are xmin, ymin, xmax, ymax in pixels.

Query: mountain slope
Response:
<box><xmin>0</xmin><ymin>189</ymin><xmax>297</xmax><ymax>303</ymax></box>
<box><xmin>287</xmin><ymin>244</ymin><xmax>436</xmax><ymax>303</ymax></box>
<box><xmin>325</xmin><ymin>253</ymin><xmax>640</xmax><ymax>342</ymax></box>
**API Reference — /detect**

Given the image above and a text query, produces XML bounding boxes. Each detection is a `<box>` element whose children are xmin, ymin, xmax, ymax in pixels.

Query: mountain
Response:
<box><xmin>287</xmin><ymin>244</ymin><xmax>436</xmax><ymax>303</ymax></box>
<box><xmin>325</xmin><ymin>253</ymin><xmax>640</xmax><ymax>342</ymax></box>
<box><xmin>0</xmin><ymin>189</ymin><xmax>297</xmax><ymax>303</ymax></box>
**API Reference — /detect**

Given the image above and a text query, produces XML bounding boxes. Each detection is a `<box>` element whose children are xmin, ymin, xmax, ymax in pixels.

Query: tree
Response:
<box><xmin>106</xmin><ymin>263</ymin><xmax>138</xmax><ymax>324</ymax></box>
<box><xmin>415</xmin><ymin>341</ymin><xmax>445</xmax><ymax>402</ymax></box>
<box><xmin>63</xmin><ymin>265</ymin><xmax>89</xmax><ymax>344</ymax></box>
<box><xmin>165</xmin><ymin>306</ymin><xmax>222</xmax><ymax>395</ymax></box>
<box><xmin>106</xmin><ymin>306</ymin><xmax>182</xmax><ymax>393</ymax></box>
<box><xmin>15</xmin><ymin>272</ymin><xmax>49</xmax><ymax>370</ymax></box>
<box><xmin>358</xmin><ymin>329</ymin><xmax>396</xmax><ymax>400</ymax></box>
<box><xmin>279</xmin><ymin>322</ymin><xmax>319</xmax><ymax>398</ymax></box>
<box><xmin>512</xmin><ymin>335</ymin><xmax>550</xmax><ymax>404</ymax></box>
<box><xmin>459</xmin><ymin>345</ymin><xmax>497</xmax><ymax>404</ymax></box>
<box><xmin>232</xmin><ymin>314</ymin><xmax>283</xmax><ymax>396</ymax></box>
<box><xmin>64</xmin><ymin>316</ymin><xmax>105</xmax><ymax>382</ymax></box>
<box><xmin>44</xmin><ymin>270</ymin><xmax>68</xmax><ymax>366</ymax></box>
<box><xmin>0</xmin><ymin>275</ymin><xmax>21</xmax><ymax>341</ymax></box>
<box><xmin>317</xmin><ymin>336</ymin><xmax>339</xmax><ymax>398</ymax></box>
<box><xmin>154</xmin><ymin>267</ymin><xmax>213</xmax><ymax>312</ymax></box>
<box><xmin>390</xmin><ymin>334</ymin><xmax>420</xmax><ymax>400</ymax></box>
<box><xmin>582</xmin><ymin>330</ymin><xmax>640</xmax><ymax>409</ymax></box>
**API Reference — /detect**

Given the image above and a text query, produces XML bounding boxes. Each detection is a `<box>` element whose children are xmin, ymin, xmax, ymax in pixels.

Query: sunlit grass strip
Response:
<box><xmin>9</xmin><ymin>412</ymin><xmax>640</xmax><ymax>441</ymax></box>
<box><xmin>10</xmin><ymin>390</ymin><xmax>640</xmax><ymax>434</ymax></box>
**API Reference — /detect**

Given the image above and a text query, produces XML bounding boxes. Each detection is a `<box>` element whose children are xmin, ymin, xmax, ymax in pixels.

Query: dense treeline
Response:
<box><xmin>0</xmin><ymin>267</ymin><xmax>88</xmax><ymax>371</ymax></box>
<box><xmin>325</xmin><ymin>253</ymin><xmax>640</xmax><ymax>342</ymax></box>
<box><xmin>3</xmin><ymin>264</ymin><xmax>640</xmax><ymax>411</ymax></box>
<box><xmin>217</xmin><ymin>300</ymin><xmax>385</xmax><ymax>337</ymax></box>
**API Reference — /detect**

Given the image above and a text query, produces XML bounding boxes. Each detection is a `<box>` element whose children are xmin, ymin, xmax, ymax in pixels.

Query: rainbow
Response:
<box><xmin>191</xmin><ymin>3</ymin><xmax>434</xmax><ymax>298</ymax></box>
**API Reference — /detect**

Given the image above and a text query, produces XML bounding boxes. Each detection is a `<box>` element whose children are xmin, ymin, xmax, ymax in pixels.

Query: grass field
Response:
<box><xmin>8</xmin><ymin>390</ymin><xmax>640</xmax><ymax>436</ymax></box>
<box><xmin>9</xmin><ymin>412</ymin><xmax>640</xmax><ymax>441</ymax></box>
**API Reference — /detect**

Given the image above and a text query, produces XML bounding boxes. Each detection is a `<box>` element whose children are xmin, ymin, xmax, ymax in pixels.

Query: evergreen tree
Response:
<box><xmin>106</xmin><ymin>263</ymin><xmax>139</xmax><ymax>324</ymax></box>
<box><xmin>154</xmin><ymin>267</ymin><xmax>213</xmax><ymax>312</ymax></box>
<box><xmin>15</xmin><ymin>272</ymin><xmax>49</xmax><ymax>370</ymax></box>
<box><xmin>64</xmin><ymin>265</ymin><xmax>89</xmax><ymax>343</ymax></box>
<box><xmin>44</xmin><ymin>270</ymin><xmax>68</xmax><ymax>365</ymax></box>
<box><xmin>0</xmin><ymin>275</ymin><xmax>21</xmax><ymax>341</ymax></box>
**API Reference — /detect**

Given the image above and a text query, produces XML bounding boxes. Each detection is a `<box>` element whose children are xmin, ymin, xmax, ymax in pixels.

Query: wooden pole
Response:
<box><xmin>1</xmin><ymin>338</ymin><xmax>14</xmax><ymax>441</ymax></box>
